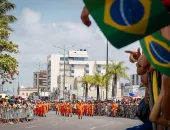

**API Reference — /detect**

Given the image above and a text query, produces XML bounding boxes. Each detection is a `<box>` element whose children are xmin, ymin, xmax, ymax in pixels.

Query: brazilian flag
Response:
<box><xmin>140</xmin><ymin>32</ymin><xmax>170</xmax><ymax>76</ymax></box>
<box><xmin>84</xmin><ymin>0</ymin><xmax>170</xmax><ymax>48</ymax></box>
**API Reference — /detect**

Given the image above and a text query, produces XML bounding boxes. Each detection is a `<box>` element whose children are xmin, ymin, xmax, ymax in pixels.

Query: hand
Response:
<box><xmin>81</xmin><ymin>6</ymin><xmax>91</xmax><ymax>27</ymax></box>
<box><xmin>125</xmin><ymin>48</ymin><xmax>141</xmax><ymax>63</ymax></box>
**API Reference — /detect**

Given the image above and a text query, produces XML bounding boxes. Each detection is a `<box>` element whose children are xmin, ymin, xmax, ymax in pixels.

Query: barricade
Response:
<box><xmin>0</xmin><ymin>105</ymin><xmax>34</xmax><ymax>123</ymax></box>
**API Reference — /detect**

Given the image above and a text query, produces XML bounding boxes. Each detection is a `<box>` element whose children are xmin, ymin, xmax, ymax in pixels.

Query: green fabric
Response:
<box><xmin>140</xmin><ymin>32</ymin><xmax>170</xmax><ymax>76</ymax></box>
<box><xmin>84</xmin><ymin>0</ymin><xmax>170</xmax><ymax>48</ymax></box>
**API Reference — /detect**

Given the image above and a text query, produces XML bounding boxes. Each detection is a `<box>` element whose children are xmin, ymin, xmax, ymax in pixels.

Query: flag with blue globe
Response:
<box><xmin>140</xmin><ymin>32</ymin><xmax>170</xmax><ymax>76</ymax></box>
<box><xmin>84</xmin><ymin>0</ymin><xmax>170</xmax><ymax>48</ymax></box>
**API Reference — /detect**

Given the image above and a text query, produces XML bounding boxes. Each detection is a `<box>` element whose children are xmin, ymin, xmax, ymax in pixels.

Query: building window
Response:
<box><xmin>71</xmin><ymin>57</ymin><xmax>84</xmax><ymax>61</ymax></box>
<box><xmin>98</xmin><ymin>65</ymin><xmax>101</xmax><ymax>68</ymax></box>
<box><xmin>71</xmin><ymin>70</ymin><xmax>74</xmax><ymax>73</ymax></box>
<box><xmin>98</xmin><ymin>70</ymin><xmax>101</xmax><ymax>74</ymax></box>
<box><xmin>60</xmin><ymin>57</ymin><xmax>68</xmax><ymax>61</ymax></box>
<box><xmin>26</xmin><ymin>93</ymin><xmax>28</xmax><ymax>96</ymax></box>
<box><xmin>22</xmin><ymin>93</ymin><xmax>25</xmax><ymax>95</ymax></box>
<box><xmin>86</xmin><ymin>70</ymin><xmax>89</xmax><ymax>74</ymax></box>
<box><xmin>71</xmin><ymin>64</ymin><xmax>74</xmax><ymax>67</ymax></box>
<box><xmin>86</xmin><ymin>64</ymin><xmax>89</xmax><ymax>68</ymax></box>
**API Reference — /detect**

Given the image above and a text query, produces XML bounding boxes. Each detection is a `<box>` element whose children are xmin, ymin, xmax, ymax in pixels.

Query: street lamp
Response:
<box><xmin>99</xmin><ymin>30</ymin><xmax>109</xmax><ymax>100</ymax></box>
<box><xmin>53</xmin><ymin>44</ymin><xmax>75</xmax><ymax>100</ymax></box>
<box><xmin>106</xmin><ymin>40</ymin><xmax>109</xmax><ymax>100</ymax></box>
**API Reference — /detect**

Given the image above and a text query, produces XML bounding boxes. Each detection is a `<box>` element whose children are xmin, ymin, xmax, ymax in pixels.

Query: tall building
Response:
<box><xmin>130</xmin><ymin>74</ymin><xmax>141</xmax><ymax>86</ymax></box>
<box><xmin>33</xmin><ymin>70</ymin><xmax>47</xmax><ymax>88</ymax></box>
<box><xmin>47</xmin><ymin>50</ymin><xmax>121</xmax><ymax>100</ymax></box>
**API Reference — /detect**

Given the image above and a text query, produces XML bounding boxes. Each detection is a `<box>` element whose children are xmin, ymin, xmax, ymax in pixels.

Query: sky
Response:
<box><xmin>5</xmin><ymin>0</ymin><xmax>140</xmax><ymax>94</ymax></box>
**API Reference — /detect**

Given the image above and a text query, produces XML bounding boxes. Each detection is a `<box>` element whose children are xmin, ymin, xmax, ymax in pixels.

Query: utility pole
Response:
<box><xmin>106</xmin><ymin>40</ymin><xmax>109</xmax><ymax>100</ymax></box>
<box><xmin>63</xmin><ymin>44</ymin><xmax>66</xmax><ymax>99</ymax></box>
<box><xmin>53</xmin><ymin>44</ymin><xmax>75</xmax><ymax>100</ymax></box>
<box><xmin>37</xmin><ymin>62</ymin><xmax>40</xmax><ymax>99</ymax></box>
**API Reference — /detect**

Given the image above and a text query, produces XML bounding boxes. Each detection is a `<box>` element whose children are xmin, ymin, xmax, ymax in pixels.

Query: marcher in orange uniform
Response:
<box><xmin>56</xmin><ymin>102</ymin><xmax>59</xmax><ymax>115</ymax></box>
<box><xmin>83</xmin><ymin>102</ymin><xmax>88</xmax><ymax>116</ymax></box>
<box><xmin>63</xmin><ymin>102</ymin><xmax>67</xmax><ymax>116</ymax></box>
<box><xmin>60</xmin><ymin>102</ymin><xmax>64</xmax><ymax>116</ymax></box>
<box><xmin>35</xmin><ymin>102</ymin><xmax>39</xmax><ymax>116</ymax></box>
<box><xmin>39</xmin><ymin>102</ymin><xmax>43</xmax><ymax>116</ymax></box>
<box><xmin>47</xmin><ymin>102</ymin><xmax>51</xmax><ymax>111</ymax></box>
<box><xmin>113</xmin><ymin>102</ymin><xmax>118</xmax><ymax>117</ymax></box>
<box><xmin>42</xmin><ymin>102</ymin><xmax>47</xmax><ymax>117</ymax></box>
<box><xmin>77</xmin><ymin>102</ymin><xmax>84</xmax><ymax>119</ymax></box>
<box><xmin>89</xmin><ymin>102</ymin><xmax>94</xmax><ymax>117</ymax></box>
<box><xmin>112</xmin><ymin>102</ymin><xmax>115</xmax><ymax>116</ymax></box>
<box><xmin>67</xmin><ymin>102</ymin><xmax>73</xmax><ymax>117</ymax></box>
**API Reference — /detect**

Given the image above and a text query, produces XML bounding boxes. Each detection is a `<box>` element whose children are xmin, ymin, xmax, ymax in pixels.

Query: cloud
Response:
<box><xmin>11</xmin><ymin>8</ymin><xmax>140</xmax><ymax>88</ymax></box>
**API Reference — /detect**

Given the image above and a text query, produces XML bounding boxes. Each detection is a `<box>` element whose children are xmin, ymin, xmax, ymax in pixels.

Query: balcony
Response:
<box><xmin>60</xmin><ymin>61</ymin><xmax>69</xmax><ymax>65</ymax></box>
<box><xmin>60</xmin><ymin>67</ymin><xmax>71</xmax><ymax>71</ymax></box>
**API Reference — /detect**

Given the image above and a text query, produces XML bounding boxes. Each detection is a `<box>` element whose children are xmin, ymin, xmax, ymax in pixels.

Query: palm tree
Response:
<box><xmin>104</xmin><ymin>61</ymin><xmax>129</xmax><ymax>98</ymax></box>
<box><xmin>78</xmin><ymin>74</ymin><xmax>93</xmax><ymax>101</ymax></box>
<box><xmin>0</xmin><ymin>0</ymin><xmax>17</xmax><ymax>37</ymax></box>
<box><xmin>91</xmin><ymin>73</ymin><xmax>106</xmax><ymax>101</ymax></box>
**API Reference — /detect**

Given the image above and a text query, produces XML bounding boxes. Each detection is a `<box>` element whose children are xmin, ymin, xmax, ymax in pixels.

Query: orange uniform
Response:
<box><xmin>77</xmin><ymin>103</ymin><xmax>84</xmax><ymax>119</ymax></box>
<box><xmin>66</xmin><ymin>103</ymin><xmax>73</xmax><ymax>117</ymax></box>
<box><xmin>89</xmin><ymin>103</ymin><xmax>94</xmax><ymax>116</ymax></box>
<box><xmin>83</xmin><ymin>103</ymin><xmax>88</xmax><ymax>115</ymax></box>
<box><xmin>60</xmin><ymin>103</ymin><xmax>65</xmax><ymax>116</ymax></box>
<box><xmin>113</xmin><ymin>103</ymin><xmax>118</xmax><ymax>117</ymax></box>
<box><xmin>42</xmin><ymin>103</ymin><xmax>47</xmax><ymax>117</ymax></box>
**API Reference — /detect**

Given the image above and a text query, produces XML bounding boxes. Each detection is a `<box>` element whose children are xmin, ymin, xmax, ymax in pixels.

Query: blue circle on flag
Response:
<box><xmin>110</xmin><ymin>0</ymin><xmax>144</xmax><ymax>26</ymax></box>
<box><xmin>149</xmin><ymin>41</ymin><xmax>170</xmax><ymax>64</ymax></box>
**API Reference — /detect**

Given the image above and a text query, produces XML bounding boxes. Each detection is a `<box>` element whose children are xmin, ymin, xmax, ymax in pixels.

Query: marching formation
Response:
<box><xmin>34</xmin><ymin>101</ymin><xmax>51</xmax><ymax>117</ymax></box>
<box><xmin>54</xmin><ymin>100</ymin><xmax>139</xmax><ymax>119</ymax></box>
<box><xmin>55</xmin><ymin>101</ymin><xmax>94</xmax><ymax>119</ymax></box>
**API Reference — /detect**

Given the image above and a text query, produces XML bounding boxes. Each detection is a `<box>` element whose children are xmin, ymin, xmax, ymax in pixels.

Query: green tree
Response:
<box><xmin>104</xmin><ymin>61</ymin><xmax>129</xmax><ymax>98</ymax></box>
<box><xmin>0</xmin><ymin>0</ymin><xmax>19</xmax><ymax>84</ymax></box>
<box><xmin>79</xmin><ymin>74</ymin><xmax>93</xmax><ymax>101</ymax></box>
<box><xmin>91</xmin><ymin>73</ymin><xmax>106</xmax><ymax>101</ymax></box>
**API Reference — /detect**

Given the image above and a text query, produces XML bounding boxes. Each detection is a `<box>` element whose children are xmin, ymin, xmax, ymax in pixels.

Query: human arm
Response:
<box><xmin>149</xmin><ymin>85</ymin><xmax>170</xmax><ymax>126</ymax></box>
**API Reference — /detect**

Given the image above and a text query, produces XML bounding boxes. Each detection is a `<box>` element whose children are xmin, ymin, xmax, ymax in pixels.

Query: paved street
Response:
<box><xmin>1</xmin><ymin>111</ymin><xmax>142</xmax><ymax>130</ymax></box>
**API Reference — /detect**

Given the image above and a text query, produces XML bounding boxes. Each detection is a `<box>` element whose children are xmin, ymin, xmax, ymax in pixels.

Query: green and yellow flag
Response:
<box><xmin>84</xmin><ymin>0</ymin><xmax>170</xmax><ymax>48</ymax></box>
<box><xmin>140</xmin><ymin>32</ymin><xmax>170</xmax><ymax>76</ymax></box>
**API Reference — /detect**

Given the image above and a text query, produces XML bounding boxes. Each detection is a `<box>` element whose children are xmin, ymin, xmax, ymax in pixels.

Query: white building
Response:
<box><xmin>47</xmin><ymin>50</ymin><xmax>121</xmax><ymax>100</ymax></box>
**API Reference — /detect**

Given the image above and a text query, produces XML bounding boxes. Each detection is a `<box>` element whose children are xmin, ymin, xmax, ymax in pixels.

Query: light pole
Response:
<box><xmin>106</xmin><ymin>40</ymin><xmax>109</xmax><ymax>100</ymax></box>
<box><xmin>53</xmin><ymin>44</ymin><xmax>75</xmax><ymax>100</ymax></box>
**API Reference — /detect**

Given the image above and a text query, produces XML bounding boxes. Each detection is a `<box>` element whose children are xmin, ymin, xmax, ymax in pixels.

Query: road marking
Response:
<box><xmin>27</xmin><ymin>126</ymin><xmax>37</xmax><ymax>129</ymax></box>
<box><xmin>90</xmin><ymin>127</ymin><xmax>96</xmax><ymax>129</ymax></box>
<box><xmin>102</xmin><ymin>124</ymin><xmax>108</xmax><ymax>127</ymax></box>
<box><xmin>52</xmin><ymin>123</ymin><xmax>58</xmax><ymax>125</ymax></box>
